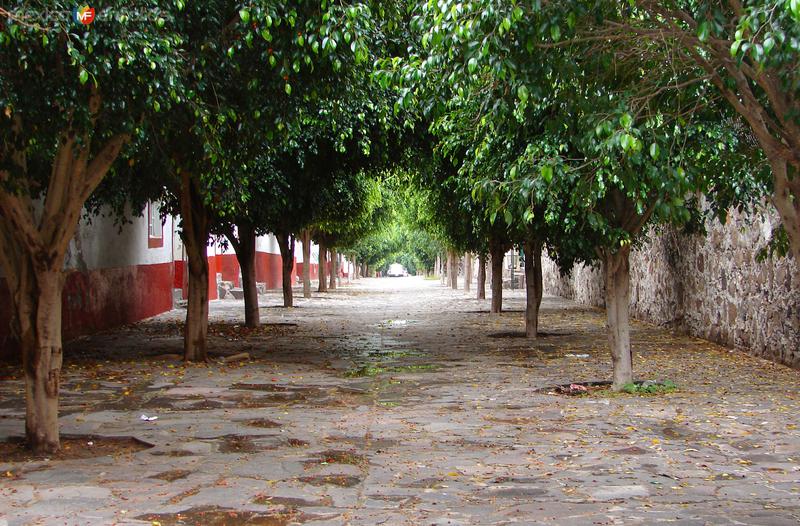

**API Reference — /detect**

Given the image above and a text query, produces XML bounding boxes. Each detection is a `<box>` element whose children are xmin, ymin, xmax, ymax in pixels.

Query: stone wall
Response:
<box><xmin>542</xmin><ymin>205</ymin><xmax>800</xmax><ymax>368</ymax></box>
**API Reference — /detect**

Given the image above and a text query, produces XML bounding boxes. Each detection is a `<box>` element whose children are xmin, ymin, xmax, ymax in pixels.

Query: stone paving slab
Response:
<box><xmin>1</xmin><ymin>277</ymin><xmax>799</xmax><ymax>525</ymax></box>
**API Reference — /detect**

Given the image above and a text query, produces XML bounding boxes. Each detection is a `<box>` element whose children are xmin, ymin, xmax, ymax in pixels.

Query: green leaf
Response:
<box><xmin>763</xmin><ymin>36</ymin><xmax>775</xmax><ymax>55</ymax></box>
<box><xmin>540</xmin><ymin>165</ymin><xmax>553</xmax><ymax>182</ymax></box>
<box><xmin>697</xmin><ymin>21</ymin><xmax>709</xmax><ymax>42</ymax></box>
<box><xmin>517</xmin><ymin>84</ymin><xmax>529</xmax><ymax>102</ymax></box>
<box><xmin>566</xmin><ymin>12</ymin><xmax>576</xmax><ymax>29</ymax></box>
<box><xmin>550</xmin><ymin>25</ymin><xmax>560</xmax><ymax>41</ymax></box>
<box><xmin>649</xmin><ymin>143</ymin><xmax>659</xmax><ymax>159</ymax></box>
<box><xmin>620</xmin><ymin>113</ymin><xmax>633</xmax><ymax>129</ymax></box>
<box><xmin>285</xmin><ymin>83</ymin><xmax>292</xmax><ymax>95</ymax></box>
<box><xmin>79</xmin><ymin>69</ymin><xmax>89</xmax><ymax>85</ymax></box>
<box><xmin>468</xmin><ymin>57</ymin><xmax>478</xmax><ymax>74</ymax></box>
<box><xmin>239</xmin><ymin>9</ymin><xmax>250</xmax><ymax>24</ymax></box>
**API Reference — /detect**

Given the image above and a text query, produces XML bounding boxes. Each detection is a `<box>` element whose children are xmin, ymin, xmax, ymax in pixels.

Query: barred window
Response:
<box><xmin>148</xmin><ymin>202</ymin><xmax>163</xmax><ymax>249</ymax></box>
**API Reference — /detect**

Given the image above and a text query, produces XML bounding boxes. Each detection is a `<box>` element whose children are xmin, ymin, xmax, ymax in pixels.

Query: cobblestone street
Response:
<box><xmin>1</xmin><ymin>277</ymin><xmax>799</xmax><ymax>525</ymax></box>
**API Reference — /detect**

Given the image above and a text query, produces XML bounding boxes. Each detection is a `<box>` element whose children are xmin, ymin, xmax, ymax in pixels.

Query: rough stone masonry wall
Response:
<box><xmin>542</xmin><ymin>205</ymin><xmax>800</xmax><ymax>368</ymax></box>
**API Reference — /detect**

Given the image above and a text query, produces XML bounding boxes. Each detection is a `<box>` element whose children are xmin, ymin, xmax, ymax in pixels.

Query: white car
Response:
<box><xmin>387</xmin><ymin>263</ymin><xmax>407</xmax><ymax>277</ymax></box>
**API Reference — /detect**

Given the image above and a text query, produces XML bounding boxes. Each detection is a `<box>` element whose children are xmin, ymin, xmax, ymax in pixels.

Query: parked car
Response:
<box><xmin>387</xmin><ymin>263</ymin><xmax>408</xmax><ymax>277</ymax></box>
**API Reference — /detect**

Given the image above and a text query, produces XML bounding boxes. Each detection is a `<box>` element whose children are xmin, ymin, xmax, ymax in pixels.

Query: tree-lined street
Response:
<box><xmin>1</xmin><ymin>278</ymin><xmax>798</xmax><ymax>525</ymax></box>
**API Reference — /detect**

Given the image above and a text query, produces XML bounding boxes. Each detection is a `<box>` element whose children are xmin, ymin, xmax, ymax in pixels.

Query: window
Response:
<box><xmin>148</xmin><ymin>201</ymin><xmax>163</xmax><ymax>248</ymax></box>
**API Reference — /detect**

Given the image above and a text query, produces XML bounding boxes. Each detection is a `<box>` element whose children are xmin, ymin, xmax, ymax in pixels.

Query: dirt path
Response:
<box><xmin>1</xmin><ymin>277</ymin><xmax>799</xmax><ymax>525</ymax></box>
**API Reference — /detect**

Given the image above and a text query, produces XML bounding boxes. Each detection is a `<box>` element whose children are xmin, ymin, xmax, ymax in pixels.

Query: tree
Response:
<box><xmin>113</xmin><ymin>0</ymin><xmax>384</xmax><ymax>337</ymax></box>
<box><xmin>0</xmin><ymin>2</ymin><xmax>184</xmax><ymax>452</ymax></box>
<box><xmin>574</xmin><ymin>1</ymin><xmax>800</xmax><ymax>261</ymax></box>
<box><xmin>392</xmin><ymin>0</ymin><xmax>750</xmax><ymax>388</ymax></box>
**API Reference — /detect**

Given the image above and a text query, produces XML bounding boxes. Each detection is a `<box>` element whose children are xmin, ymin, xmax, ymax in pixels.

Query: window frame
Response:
<box><xmin>147</xmin><ymin>201</ymin><xmax>164</xmax><ymax>249</ymax></box>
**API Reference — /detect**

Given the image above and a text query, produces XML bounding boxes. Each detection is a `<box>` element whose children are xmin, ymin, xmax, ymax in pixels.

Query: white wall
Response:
<box><xmin>65</xmin><ymin>206</ymin><xmax>174</xmax><ymax>270</ymax></box>
<box><xmin>295</xmin><ymin>240</ymin><xmax>320</xmax><ymax>264</ymax></box>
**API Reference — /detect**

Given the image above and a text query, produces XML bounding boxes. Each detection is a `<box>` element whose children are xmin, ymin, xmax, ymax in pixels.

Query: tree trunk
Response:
<box><xmin>329</xmin><ymin>247</ymin><xmax>337</xmax><ymax>290</ymax></box>
<box><xmin>449</xmin><ymin>249</ymin><xmax>458</xmax><ymax>289</ymax></box>
<box><xmin>227</xmin><ymin>222</ymin><xmax>259</xmax><ymax>328</ymax></box>
<box><xmin>477</xmin><ymin>253</ymin><xmax>486</xmax><ymax>300</ymax></box>
<box><xmin>180</xmin><ymin>172</ymin><xmax>210</xmax><ymax>362</ymax></box>
<box><xmin>769</xmin><ymin>158</ymin><xmax>800</xmax><ymax>262</ymax></box>
<box><xmin>318</xmin><ymin>241</ymin><xmax>328</xmax><ymax>292</ymax></box>
<box><xmin>301</xmin><ymin>230</ymin><xmax>312</xmax><ymax>298</ymax></box>
<box><xmin>337</xmin><ymin>252</ymin><xmax>343</xmax><ymax>286</ymax></box>
<box><xmin>276</xmin><ymin>232</ymin><xmax>295</xmax><ymax>308</ymax></box>
<box><xmin>522</xmin><ymin>238</ymin><xmax>544</xmax><ymax>338</ymax></box>
<box><xmin>464</xmin><ymin>253</ymin><xmax>472</xmax><ymax>292</ymax></box>
<box><xmin>0</xmin><ymin>115</ymin><xmax>128</xmax><ymax>452</ymax></box>
<box><xmin>490</xmin><ymin>240</ymin><xmax>504</xmax><ymax>314</ymax></box>
<box><xmin>603</xmin><ymin>247</ymin><xmax>633</xmax><ymax>390</ymax></box>
<box><xmin>17</xmin><ymin>269</ymin><xmax>64</xmax><ymax>454</ymax></box>
<box><xmin>351</xmin><ymin>255</ymin><xmax>358</xmax><ymax>280</ymax></box>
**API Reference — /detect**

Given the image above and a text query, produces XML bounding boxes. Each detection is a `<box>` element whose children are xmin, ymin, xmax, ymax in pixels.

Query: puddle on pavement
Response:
<box><xmin>497</xmin><ymin>362</ymin><xmax>545</xmax><ymax>369</ymax></box>
<box><xmin>137</xmin><ymin>505</ymin><xmax>300</xmax><ymax>526</ymax></box>
<box><xmin>218</xmin><ymin>435</ymin><xmax>279</xmax><ymax>454</ymax></box>
<box><xmin>488</xmin><ymin>331</ymin><xmax>569</xmax><ymax>338</ymax></box>
<box><xmin>363</xmin><ymin>348</ymin><xmax>423</xmax><ymax>359</ymax></box>
<box><xmin>142</xmin><ymin>390</ymin><xmax>316</xmax><ymax>411</ymax></box>
<box><xmin>713</xmin><ymin>472</ymin><xmax>746</xmax><ymax>480</ymax></box>
<box><xmin>305</xmin><ymin>449</ymin><xmax>368</xmax><ymax>467</ymax></box>
<box><xmin>344</xmin><ymin>363</ymin><xmax>439</xmax><ymax>378</ymax></box>
<box><xmin>231</xmin><ymin>383</ymin><xmax>291</xmax><ymax>392</ymax></box>
<box><xmin>150</xmin><ymin>449</ymin><xmax>197</xmax><ymax>457</ymax></box>
<box><xmin>297</xmin><ymin>474</ymin><xmax>362</xmax><ymax>487</ymax></box>
<box><xmin>0</xmin><ymin>435</ymin><xmax>153</xmax><ymax>463</ymax></box>
<box><xmin>612</xmin><ymin>446</ymin><xmax>649</xmax><ymax>455</ymax></box>
<box><xmin>150</xmin><ymin>469</ymin><xmax>192</xmax><ymax>482</ymax></box>
<box><xmin>240</xmin><ymin>418</ymin><xmax>282</xmax><ymax>428</ymax></box>
<box><xmin>402</xmin><ymin>477</ymin><xmax>446</xmax><ymax>489</ymax></box>
<box><xmin>322</xmin><ymin>435</ymin><xmax>399</xmax><ymax>450</ymax></box>
<box><xmin>544</xmin><ymin>381</ymin><xmax>612</xmax><ymax>396</ymax></box>
<box><xmin>483</xmin><ymin>415</ymin><xmax>539</xmax><ymax>425</ymax></box>
<box><xmin>378</xmin><ymin>319</ymin><xmax>419</xmax><ymax>328</ymax></box>
<box><xmin>253</xmin><ymin>495</ymin><xmax>333</xmax><ymax>507</ymax></box>
<box><xmin>485</xmin><ymin>486</ymin><xmax>548</xmax><ymax>498</ymax></box>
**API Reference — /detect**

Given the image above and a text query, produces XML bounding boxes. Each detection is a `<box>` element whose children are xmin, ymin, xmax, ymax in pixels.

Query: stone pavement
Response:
<box><xmin>1</xmin><ymin>277</ymin><xmax>799</xmax><ymax>525</ymax></box>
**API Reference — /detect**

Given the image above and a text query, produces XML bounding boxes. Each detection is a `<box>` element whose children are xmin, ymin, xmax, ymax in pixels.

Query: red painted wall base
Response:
<box><xmin>0</xmin><ymin>262</ymin><xmax>174</xmax><ymax>358</ymax></box>
<box><xmin>212</xmin><ymin>252</ymin><xmax>298</xmax><ymax>292</ymax></box>
<box><xmin>1</xmin><ymin>250</ymin><xmax>301</xmax><ymax>360</ymax></box>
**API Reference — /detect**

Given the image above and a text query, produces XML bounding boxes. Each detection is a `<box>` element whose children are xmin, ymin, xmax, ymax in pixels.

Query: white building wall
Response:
<box><xmin>65</xmin><ymin>206</ymin><xmax>174</xmax><ymax>270</ymax></box>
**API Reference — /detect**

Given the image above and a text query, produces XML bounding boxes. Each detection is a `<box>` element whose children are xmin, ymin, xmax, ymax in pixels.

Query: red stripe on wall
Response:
<box><xmin>295</xmin><ymin>262</ymin><xmax>319</xmax><ymax>280</ymax></box>
<box><xmin>174</xmin><ymin>260</ymin><xmax>185</xmax><ymax>290</ymax></box>
<box><xmin>1</xmin><ymin>262</ymin><xmax>175</xmax><ymax>358</ymax></box>
<box><xmin>214</xmin><ymin>252</ymin><xmax>300</xmax><ymax>291</ymax></box>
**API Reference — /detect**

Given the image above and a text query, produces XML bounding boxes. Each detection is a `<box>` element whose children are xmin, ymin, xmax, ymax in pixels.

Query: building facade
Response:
<box><xmin>0</xmin><ymin>205</ymin><xmax>329</xmax><ymax>357</ymax></box>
